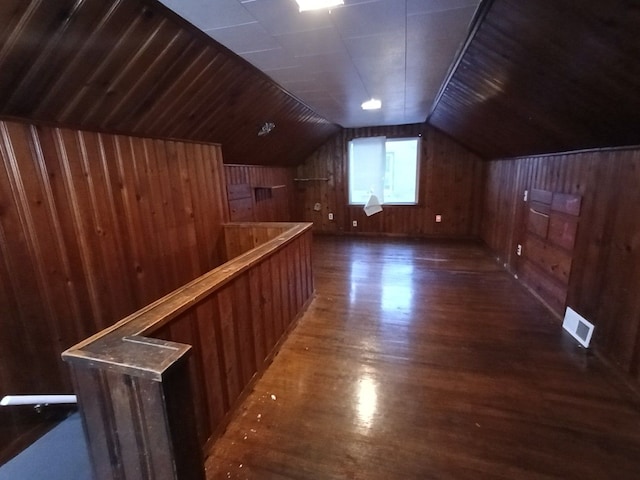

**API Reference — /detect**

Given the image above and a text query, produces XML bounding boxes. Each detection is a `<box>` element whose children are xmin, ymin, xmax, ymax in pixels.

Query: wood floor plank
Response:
<box><xmin>205</xmin><ymin>236</ymin><xmax>640</xmax><ymax>480</ymax></box>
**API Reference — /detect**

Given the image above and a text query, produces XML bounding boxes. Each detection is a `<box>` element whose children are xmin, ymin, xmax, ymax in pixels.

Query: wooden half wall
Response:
<box><xmin>482</xmin><ymin>147</ymin><xmax>640</xmax><ymax>384</ymax></box>
<box><xmin>0</xmin><ymin>119</ymin><xmax>228</xmax><ymax>459</ymax></box>
<box><xmin>62</xmin><ymin>222</ymin><xmax>314</xmax><ymax>479</ymax></box>
<box><xmin>295</xmin><ymin>124</ymin><xmax>484</xmax><ymax>237</ymax></box>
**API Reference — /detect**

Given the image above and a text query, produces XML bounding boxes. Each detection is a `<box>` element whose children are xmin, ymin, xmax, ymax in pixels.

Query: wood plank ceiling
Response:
<box><xmin>0</xmin><ymin>0</ymin><xmax>339</xmax><ymax>166</ymax></box>
<box><xmin>2</xmin><ymin>0</ymin><xmax>639</xmax><ymax>165</ymax></box>
<box><xmin>429</xmin><ymin>0</ymin><xmax>640</xmax><ymax>159</ymax></box>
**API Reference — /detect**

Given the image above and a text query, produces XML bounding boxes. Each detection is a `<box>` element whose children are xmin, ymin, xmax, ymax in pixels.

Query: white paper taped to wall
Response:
<box><xmin>364</xmin><ymin>194</ymin><xmax>382</xmax><ymax>216</ymax></box>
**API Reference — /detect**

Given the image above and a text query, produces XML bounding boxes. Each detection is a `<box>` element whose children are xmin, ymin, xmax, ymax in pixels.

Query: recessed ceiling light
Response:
<box><xmin>361</xmin><ymin>98</ymin><xmax>382</xmax><ymax>110</ymax></box>
<box><xmin>295</xmin><ymin>0</ymin><xmax>344</xmax><ymax>12</ymax></box>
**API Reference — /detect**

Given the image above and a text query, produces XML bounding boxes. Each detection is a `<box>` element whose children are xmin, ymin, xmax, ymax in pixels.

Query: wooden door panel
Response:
<box><xmin>518</xmin><ymin>188</ymin><xmax>581</xmax><ymax>315</ymax></box>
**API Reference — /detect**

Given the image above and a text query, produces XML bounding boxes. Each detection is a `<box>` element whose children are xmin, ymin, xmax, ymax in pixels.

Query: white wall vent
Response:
<box><xmin>562</xmin><ymin>307</ymin><xmax>595</xmax><ymax>348</ymax></box>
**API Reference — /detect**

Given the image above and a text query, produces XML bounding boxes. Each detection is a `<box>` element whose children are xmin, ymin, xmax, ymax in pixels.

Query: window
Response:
<box><xmin>348</xmin><ymin>136</ymin><xmax>420</xmax><ymax>205</ymax></box>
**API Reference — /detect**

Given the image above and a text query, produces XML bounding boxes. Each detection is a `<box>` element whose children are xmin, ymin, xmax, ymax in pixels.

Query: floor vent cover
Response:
<box><xmin>562</xmin><ymin>307</ymin><xmax>595</xmax><ymax>348</ymax></box>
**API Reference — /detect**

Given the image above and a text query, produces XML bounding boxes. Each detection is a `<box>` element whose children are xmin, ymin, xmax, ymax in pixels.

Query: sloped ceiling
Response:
<box><xmin>429</xmin><ymin>0</ymin><xmax>640</xmax><ymax>159</ymax></box>
<box><xmin>0</xmin><ymin>0</ymin><xmax>339</xmax><ymax>166</ymax></box>
<box><xmin>158</xmin><ymin>0</ymin><xmax>480</xmax><ymax>128</ymax></box>
<box><xmin>3</xmin><ymin>0</ymin><xmax>638</xmax><ymax>166</ymax></box>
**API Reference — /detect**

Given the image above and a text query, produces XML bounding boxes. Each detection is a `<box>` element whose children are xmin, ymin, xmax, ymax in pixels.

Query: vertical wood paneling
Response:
<box><xmin>222</xmin><ymin>223</ymin><xmax>291</xmax><ymax>260</ymax></box>
<box><xmin>145</xmin><ymin>226</ymin><xmax>314</xmax><ymax>450</ymax></box>
<box><xmin>261</xmin><ymin>260</ymin><xmax>276</xmax><ymax>352</ymax></box>
<box><xmin>0</xmin><ymin>119</ymin><xmax>228</xmax><ymax>459</ymax></box>
<box><xmin>215</xmin><ymin>284</ymin><xmax>241</xmax><ymax>408</ymax></box>
<box><xmin>38</xmin><ymin>127</ymin><xmax>95</xmax><ymax>339</ymax></box>
<box><xmin>304</xmin><ymin>228</ymin><xmax>314</xmax><ymax>298</ymax></box>
<box><xmin>110</xmin><ymin>134</ymin><xmax>149</xmax><ymax>306</ymax></box>
<box><xmin>160</xmin><ymin>312</ymin><xmax>210</xmax><ymax>446</ymax></box>
<box><xmin>594</xmin><ymin>151</ymin><xmax>640</xmax><ymax>373</ymax></box>
<box><xmin>0</xmin><ymin>122</ymin><xmax>66</xmax><ymax>391</ymax></box>
<box><xmin>248</xmin><ymin>267</ymin><xmax>267</xmax><ymax>364</ymax></box>
<box><xmin>224</xmin><ymin>164</ymin><xmax>295</xmax><ymax>222</ymax></box>
<box><xmin>194</xmin><ymin>298</ymin><xmax>226</xmax><ymax>434</ymax></box>
<box><xmin>482</xmin><ymin>146</ymin><xmax>640</xmax><ymax>385</ymax></box>
<box><xmin>233</xmin><ymin>275</ymin><xmax>256</xmax><ymax>387</ymax></box>
<box><xmin>295</xmin><ymin>124</ymin><xmax>484</xmax><ymax>237</ymax></box>
<box><xmin>270</xmin><ymin>254</ymin><xmax>284</xmax><ymax>341</ymax></box>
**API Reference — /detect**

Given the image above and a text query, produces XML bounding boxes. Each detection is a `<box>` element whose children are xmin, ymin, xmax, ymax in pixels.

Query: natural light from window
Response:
<box><xmin>348</xmin><ymin>136</ymin><xmax>419</xmax><ymax>205</ymax></box>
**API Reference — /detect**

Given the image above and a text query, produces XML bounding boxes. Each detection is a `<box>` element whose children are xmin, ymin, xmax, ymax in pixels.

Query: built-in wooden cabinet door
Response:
<box><xmin>517</xmin><ymin>188</ymin><xmax>582</xmax><ymax>315</ymax></box>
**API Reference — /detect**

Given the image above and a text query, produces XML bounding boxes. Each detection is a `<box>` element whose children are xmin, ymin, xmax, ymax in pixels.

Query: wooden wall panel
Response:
<box><xmin>224</xmin><ymin>164</ymin><xmax>295</xmax><ymax>222</ymax></box>
<box><xmin>145</xmin><ymin>227</ymin><xmax>315</xmax><ymax>449</ymax></box>
<box><xmin>481</xmin><ymin>146</ymin><xmax>640</xmax><ymax>385</ymax></box>
<box><xmin>0</xmin><ymin>119</ymin><xmax>228</xmax><ymax>459</ymax></box>
<box><xmin>295</xmin><ymin>124</ymin><xmax>484</xmax><ymax>237</ymax></box>
<box><xmin>227</xmin><ymin>184</ymin><xmax>254</xmax><ymax>222</ymax></box>
<box><xmin>515</xmin><ymin>189</ymin><xmax>582</xmax><ymax>315</ymax></box>
<box><xmin>0</xmin><ymin>0</ymin><xmax>339</xmax><ymax>166</ymax></box>
<box><xmin>223</xmin><ymin>223</ymin><xmax>291</xmax><ymax>260</ymax></box>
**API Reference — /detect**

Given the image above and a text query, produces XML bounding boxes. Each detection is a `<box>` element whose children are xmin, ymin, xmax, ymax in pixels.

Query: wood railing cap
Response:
<box><xmin>62</xmin><ymin>222</ymin><xmax>313</xmax><ymax>379</ymax></box>
<box><xmin>63</xmin><ymin>335</ymin><xmax>191</xmax><ymax>381</ymax></box>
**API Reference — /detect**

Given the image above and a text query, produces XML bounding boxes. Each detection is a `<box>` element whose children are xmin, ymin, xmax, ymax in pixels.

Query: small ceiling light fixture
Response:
<box><xmin>361</xmin><ymin>98</ymin><xmax>382</xmax><ymax>110</ymax></box>
<box><xmin>258</xmin><ymin>122</ymin><xmax>275</xmax><ymax>137</ymax></box>
<box><xmin>295</xmin><ymin>0</ymin><xmax>344</xmax><ymax>12</ymax></box>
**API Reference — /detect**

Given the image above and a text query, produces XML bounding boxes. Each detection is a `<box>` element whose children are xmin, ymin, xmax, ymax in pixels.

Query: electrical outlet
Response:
<box><xmin>517</xmin><ymin>244</ymin><xmax>522</xmax><ymax>256</ymax></box>
<box><xmin>435</xmin><ymin>214</ymin><xmax>442</xmax><ymax>223</ymax></box>
<box><xmin>352</xmin><ymin>220</ymin><xmax>357</xmax><ymax>227</ymax></box>
<box><xmin>328</xmin><ymin>213</ymin><xmax>334</xmax><ymax>220</ymax></box>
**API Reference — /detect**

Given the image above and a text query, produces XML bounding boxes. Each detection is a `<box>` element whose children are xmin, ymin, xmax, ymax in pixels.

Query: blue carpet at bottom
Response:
<box><xmin>0</xmin><ymin>413</ymin><xmax>91</xmax><ymax>480</ymax></box>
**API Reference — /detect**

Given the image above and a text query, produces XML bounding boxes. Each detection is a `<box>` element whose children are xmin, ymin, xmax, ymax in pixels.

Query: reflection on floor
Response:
<box><xmin>206</xmin><ymin>236</ymin><xmax>640</xmax><ymax>479</ymax></box>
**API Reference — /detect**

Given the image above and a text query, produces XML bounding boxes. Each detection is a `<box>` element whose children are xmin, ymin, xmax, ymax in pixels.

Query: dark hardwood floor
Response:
<box><xmin>206</xmin><ymin>236</ymin><xmax>640</xmax><ymax>479</ymax></box>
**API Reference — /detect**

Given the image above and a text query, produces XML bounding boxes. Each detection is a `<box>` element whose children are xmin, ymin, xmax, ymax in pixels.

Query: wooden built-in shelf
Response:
<box><xmin>253</xmin><ymin>184</ymin><xmax>286</xmax><ymax>190</ymax></box>
<box><xmin>253</xmin><ymin>184</ymin><xmax>285</xmax><ymax>202</ymax></box>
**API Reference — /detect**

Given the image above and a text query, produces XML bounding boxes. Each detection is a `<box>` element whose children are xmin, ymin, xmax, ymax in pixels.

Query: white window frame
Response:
<box><xmin>348</xmin><ymin>136</ymin><xmax>420</xmax><ymax>206</ymax></box>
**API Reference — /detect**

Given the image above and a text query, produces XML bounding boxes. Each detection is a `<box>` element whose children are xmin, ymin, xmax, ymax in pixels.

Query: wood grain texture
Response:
<box><xmin>482</xmin><ymin>146</ymin><xmax>640</xmax><ymax>385</ymax></box>
<box><xmin>295</xmin><ymin>124</ymin><xmax>484</xmax><ymax>237</ymax></box>
<box><xmin>516</xmin><ymin>189</ymin><xmax>581</xmax><ymax>315</ymax></box>
<box><xmin>206</xmin><ymin>236</ymin><xmax>640</xmax><ymax>479</ymax></box>
<box><xmin>429</xmin><ymin>0</ymin><xmax>640</xmax><ymax>159</ymax></box>
<box><xmin>69</xmin><ymin>348</ymin><xmax>204</xmax><ymax>480</ymax></box>
<box><xmin>225</xmin><ymin>165</ymin><xmax>295</xmax><ymax>222</ymax></box>
<box><xmin>63</xmin><ymin>223</ymin><xmax>314</xmax><ymax>478</ymax></box>
<box><xmin>227</xmin><ymin>184</ymin><xmax>254</xmax><ymax>222</ymax></box>
<box><xmin>223</xmin><ymin>223</ymin><xmax>293</xmax><ymax>260</ymax></box>
<box><xmin>0</xmin><ymin>0</ymin><xmax>339</xmax><ymax>166</ymax></box>
<box><xmin>0</xmin><ymin>118</ymin><xmax>228</xmax><ymax>460</ymax></box>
